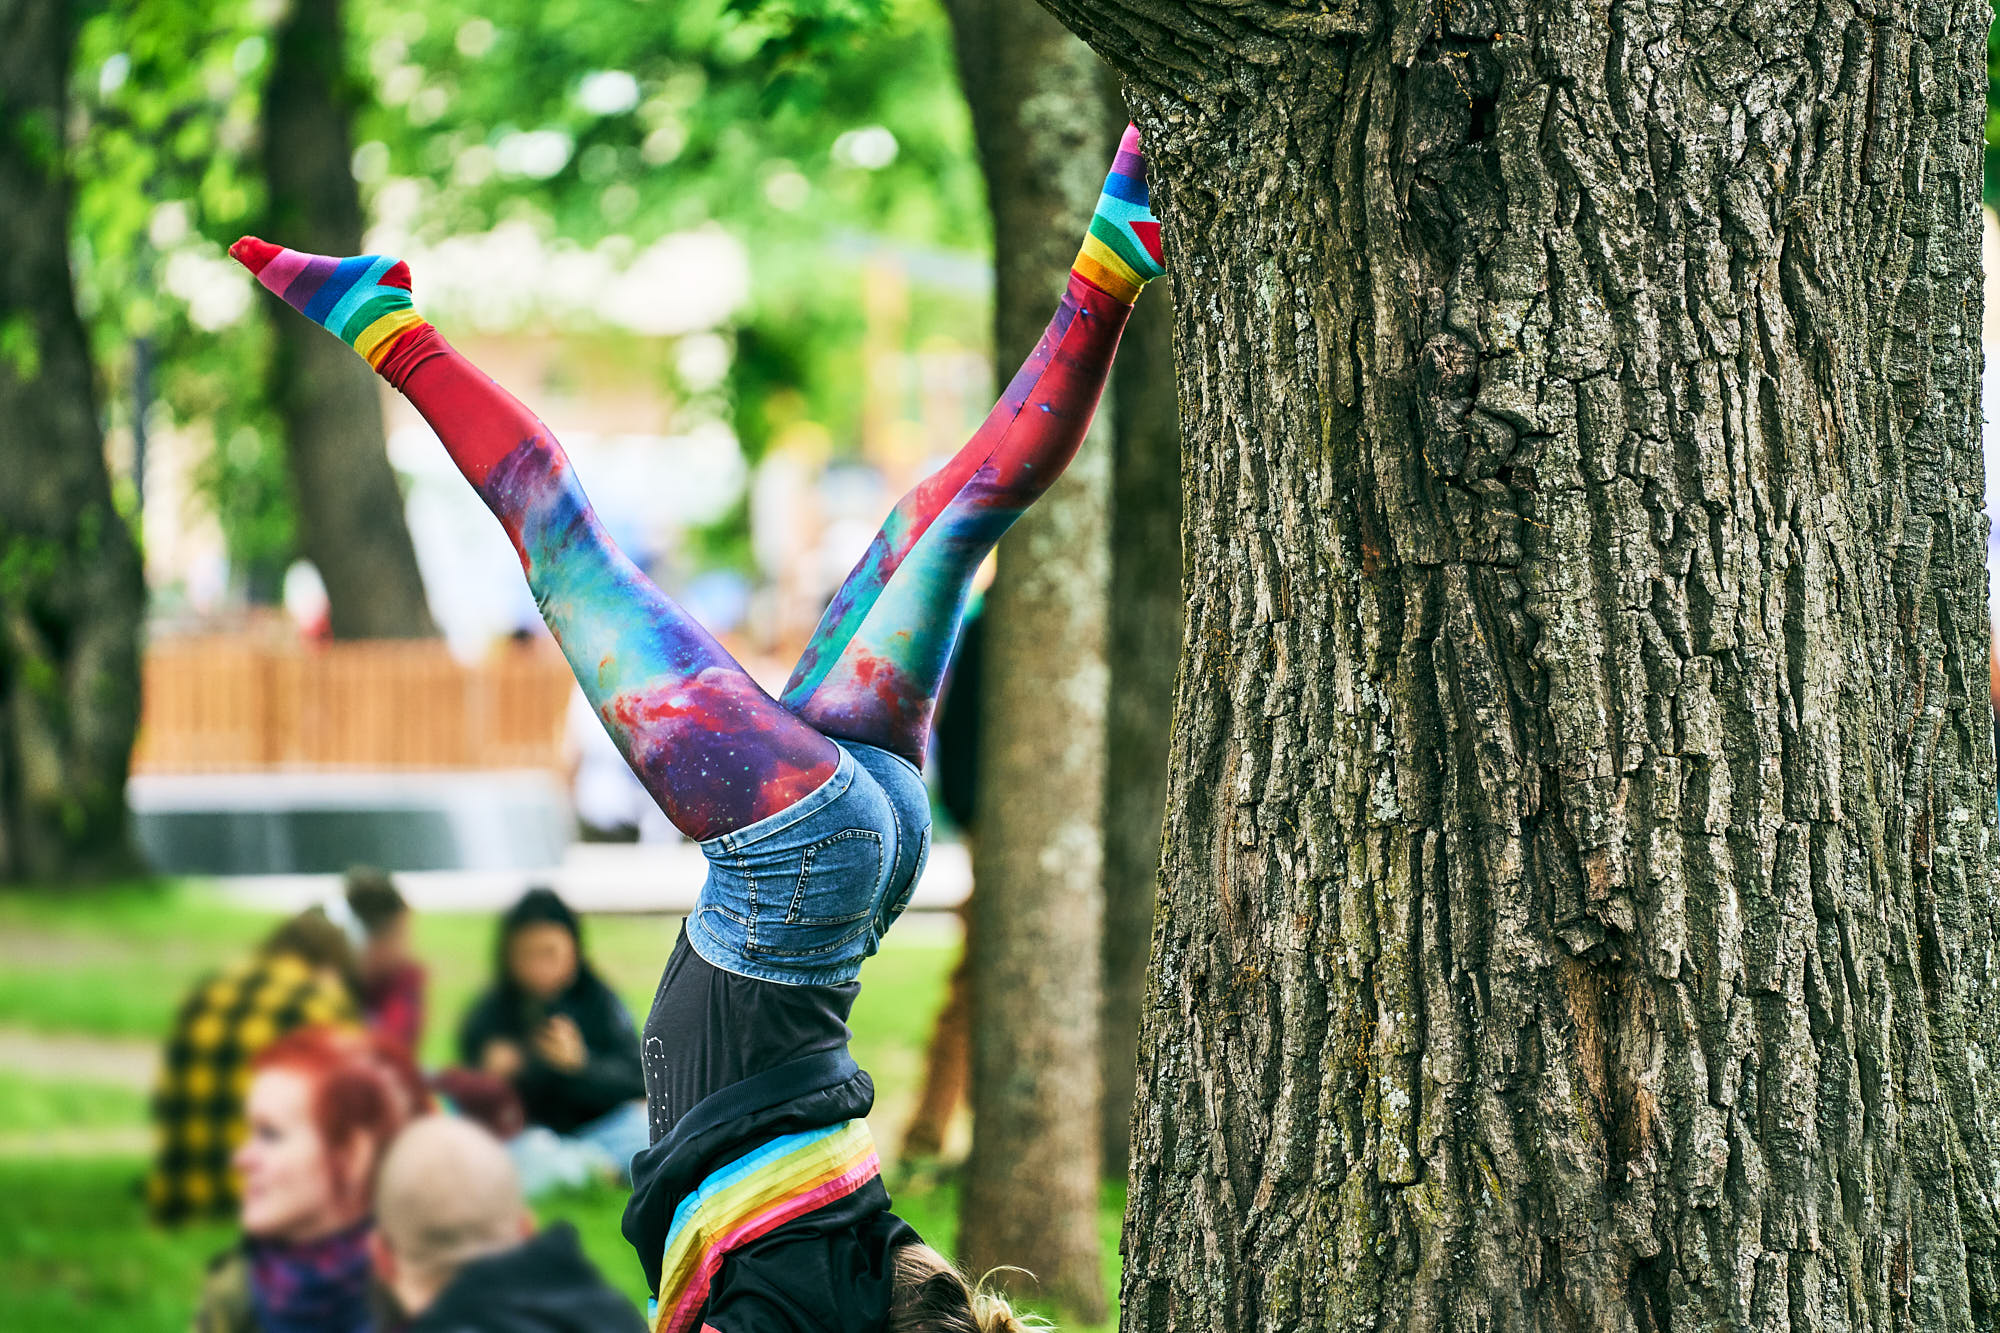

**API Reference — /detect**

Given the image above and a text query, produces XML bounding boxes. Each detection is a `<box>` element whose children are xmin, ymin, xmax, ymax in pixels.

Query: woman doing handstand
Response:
<box><xmin>232</xmin><ymin>124</ymin><xmax>1165</xmax><ymax>1333</ymax></box>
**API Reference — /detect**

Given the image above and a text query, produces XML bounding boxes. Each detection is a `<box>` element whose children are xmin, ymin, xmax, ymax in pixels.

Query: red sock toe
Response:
<box><xmin>229</xmin><ymin>236</ymin><xmax>281</xmax><ymax>274</ymax></box>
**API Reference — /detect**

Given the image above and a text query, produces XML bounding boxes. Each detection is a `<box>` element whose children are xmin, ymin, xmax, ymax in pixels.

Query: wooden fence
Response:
<box><xmin>133</xmin><ymin>636</ymin><xmax>576</xmax><ymax>773</ymax></box>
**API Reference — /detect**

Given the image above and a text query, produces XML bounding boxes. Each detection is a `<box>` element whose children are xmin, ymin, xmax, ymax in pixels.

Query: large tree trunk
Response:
<box><xmin>947</xmin><ymin>0</ymin><xmax>1111</xmax><ymax>1319</ymax></box>
<box><xmin>1037</xmin><ymin>2</ymin><xmax>2000</xmax><ymax>1329</ymax></box>
<box><xmin>260</xmin><ymin>0</ymin><xmax>435</xmax><ymax>639</ymax></box>
<box><xmin>0</xmin><ymin>0</ymin><xmax>147</xmax><ymax>882</ymax></box>
<box><xmin>1100</xmin><ymin>262</ymin><xmax>1180</xmax><ymax>1181</ymax></box>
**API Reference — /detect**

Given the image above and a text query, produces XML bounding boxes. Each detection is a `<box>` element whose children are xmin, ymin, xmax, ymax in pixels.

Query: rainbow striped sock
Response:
<box><xmin>1072</xmin><ymin>123</ymin><xmax>1165</xmax><ymax>304</ymax></box>
<box><xmin>228</xmin><ymin>236</ymin><xmax>430</xmax><ymax>372</ymax></box>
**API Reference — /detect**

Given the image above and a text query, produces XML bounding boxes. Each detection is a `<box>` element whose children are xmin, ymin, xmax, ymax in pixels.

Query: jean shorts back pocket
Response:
<box><xmin>742</xmin><ymin>828</ymin><xmax>884</xmax><ymax>962</ymax></box>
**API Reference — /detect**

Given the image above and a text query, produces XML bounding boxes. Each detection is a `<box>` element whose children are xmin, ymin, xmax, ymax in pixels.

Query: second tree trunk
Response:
<box><xmin>947</xmin><ymin>0</ymin><xmax>1113</xmax><ymax>1319</ymax></box>
<box><xmin>260</xmin><ymin>0</ymin><xmax>435</xmax><ymax>640</ymax></box>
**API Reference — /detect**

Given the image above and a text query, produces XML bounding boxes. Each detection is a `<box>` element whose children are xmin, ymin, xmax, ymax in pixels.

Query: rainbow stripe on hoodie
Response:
<box><xmin>647</xmin><ymin>1119</ymin><xmax>881</xmax><ymax>1333</ymax></box>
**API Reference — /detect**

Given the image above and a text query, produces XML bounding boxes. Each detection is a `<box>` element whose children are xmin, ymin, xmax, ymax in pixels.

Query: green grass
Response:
<box><xmin>0</xmin><ymin>880</ymin><xmax>683</xmax><ymax>1055</ymax></box>
<box><xmin>0</xmin><ymin>1157</ymin><xmax>235</xmax><ymax>1330</ymax></box>
<box><xmin>0</xmin><ymin>882</ymin><xmax>955</xmax><ymax>1085</ymax></box>
<box><xmin>0</xmin><ymin>1072</ymin><xmax>146</xmax><ymax>1136</ymax></box>
<box><xmin>0</xmin><ymin>882</ymin><xmax>1120</xmax><ymax>1333</ymax></box>
<box><xmin>0</xmin><ymin>881</ymin><xmax>270</xmax><ymax>1038</ymax></box>
<box><xmin>0</xmin><ymin>1155</ymin><xmax>1123</xmax><ymax>1332</ymax></box>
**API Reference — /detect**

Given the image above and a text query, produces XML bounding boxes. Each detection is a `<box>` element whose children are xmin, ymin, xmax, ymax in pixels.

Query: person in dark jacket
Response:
<box><xmin>457</xmin><ymin>888</ymin><xmax>646</xmax><ymax>1195</ymax></box>
<box><xmin>373</xmin><ymin>1115</ymin><xmax>645</xmax><ymax>1332</ymax></box>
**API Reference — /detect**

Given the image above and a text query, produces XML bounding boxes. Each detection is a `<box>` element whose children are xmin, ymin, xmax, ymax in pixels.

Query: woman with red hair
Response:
<box><xmin>194</xmin><ymin>1026</ymin><xmax>428</xmax><ymax>1333</ymax></box>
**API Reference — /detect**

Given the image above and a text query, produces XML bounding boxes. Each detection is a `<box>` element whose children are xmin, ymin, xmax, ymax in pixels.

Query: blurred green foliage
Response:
<box><xmin>1989</xmin><ymin>12</ymin><xmax>2000</xmax><ymax>204</ymax></box>
<box><xmin>69</xmin><ymin>0</ymin><xmax>985</xmax><ymax>595</ymax></box>
<box><xmin>72</xmin><ymin>1</ymin><xmax>291</xmax><ymax>584</ymax></box>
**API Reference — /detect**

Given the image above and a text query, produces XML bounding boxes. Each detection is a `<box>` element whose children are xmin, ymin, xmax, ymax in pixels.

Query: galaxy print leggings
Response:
<box><xmin>394</xmin><ymin>272</ymin><xmax>1132</xmax><ymax>843</ymax></box>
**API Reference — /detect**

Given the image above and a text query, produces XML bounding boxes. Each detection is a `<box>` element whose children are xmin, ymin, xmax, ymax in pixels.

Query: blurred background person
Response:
<box><xmin>371</xmin><ymin>1115</ymin><xmax>646</xmax><ymax>1332</ymax></box>
<box><xmin>150</xmin><ymin>910</ymin><xmax>361</xmax><ymax>1223</ymax></box>
<box><xmin>457</xmin><ymin>888</ymin><xmax>646</xmax><ymax>1196</ymax></box>
<box><xmin>194</xmin><ymin>1026</ymin><xmax>428</xmax><ymax>1333</ymax></box>
<box><xmin>341</xmin><ymin>867</ymin><xmax>427</xmax><ymax>1057</ymax></box>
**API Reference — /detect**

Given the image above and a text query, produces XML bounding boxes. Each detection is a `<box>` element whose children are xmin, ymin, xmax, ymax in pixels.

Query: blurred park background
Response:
<box><xmin>10</xmin><ymin>0</ymin><xmax>2000</xmax><ymax>1328</ymax></box>
<box><xmin>0</xmin><ymin>886</ymin><xmax>1113</xmax><ymax>1330</ymax></box>
<box><xmin>3</xmin><ymin>0</ymin><xmax>1187</xmax><ymax>1323</ymax></box>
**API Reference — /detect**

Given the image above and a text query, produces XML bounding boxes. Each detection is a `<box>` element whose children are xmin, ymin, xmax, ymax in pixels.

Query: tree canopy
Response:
<box><xmin>71</xmin><ymin>0</ymin><xmax>988</xmax><ymax>590</ymax></box>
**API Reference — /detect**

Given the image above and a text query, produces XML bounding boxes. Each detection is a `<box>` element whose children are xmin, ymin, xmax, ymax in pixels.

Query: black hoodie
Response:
<box><xmin>403</xmin><ymin>1224</ymin><xmax>646</xmax><ymax>1333</ymax></box>
<box><xmin>621</xmin><ymin>1045</ymin><xmax>917</xmax><ymax>1332</ymax></box>
<box><xmin>623</xmin><ymin>927</ymin><xmax>920</xmax><ymax>1331</ymax></box>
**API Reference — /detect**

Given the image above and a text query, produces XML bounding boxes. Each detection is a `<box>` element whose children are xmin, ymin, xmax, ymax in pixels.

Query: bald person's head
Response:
<box><xmin>372</xmin><ymin>1115</ymin><xmax>532</xmax><ymax>1316</ymax></box>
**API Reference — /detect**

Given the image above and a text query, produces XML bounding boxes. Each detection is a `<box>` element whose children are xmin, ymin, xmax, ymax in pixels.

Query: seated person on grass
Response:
<box><xmin>457</xmin><ymin>887</ymin><xmax>647</xmax><ymax>1195</ymax></box>
<box><xmin>150</xmin><ymin>910</ymin><xmax>360</xmax><ymax>1224</ymax></box>
<box><xmin>195</xmin><ymin>1026</ymin><xmax>427</xmax><ymax>1333</ymax></box>
<box><xmin>372</xmin><ymin>1114</ymin><xmax>647</xmax><ymax>1332</ymax></box>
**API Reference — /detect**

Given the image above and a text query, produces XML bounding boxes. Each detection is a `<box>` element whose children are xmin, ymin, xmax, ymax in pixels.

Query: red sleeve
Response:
<box><xmin>367</xmin><ymin>962</ymin><xmax>426</xmax><ymax>1057</ymax></box>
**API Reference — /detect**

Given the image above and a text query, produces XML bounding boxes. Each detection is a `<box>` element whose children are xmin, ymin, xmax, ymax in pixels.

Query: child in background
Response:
<box><xmin>341</xmin><ymin>867</ymin><xmax>427</xmax><ymax>1058</ymax></box>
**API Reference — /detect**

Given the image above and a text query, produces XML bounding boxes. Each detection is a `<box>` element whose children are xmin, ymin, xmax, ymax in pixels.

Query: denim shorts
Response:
<box><xmin>685</xmin><ymin>740</ymin><xmax>932</xmax><ymax>985</ymax></box>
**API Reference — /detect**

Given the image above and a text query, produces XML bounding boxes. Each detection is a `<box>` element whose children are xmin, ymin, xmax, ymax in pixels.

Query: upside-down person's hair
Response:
<box><xmin>888</xmin><ymin>1245</ymin><xmax>1048</xmax><ymax>1333</ymax></box>
<box><xmin>252</xmin><ymin>1026</ymin><xmax>431</xmax><ymax>1209</ymax></box>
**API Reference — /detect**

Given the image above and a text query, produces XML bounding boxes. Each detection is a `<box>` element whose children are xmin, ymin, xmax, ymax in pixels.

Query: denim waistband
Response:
<box><xmin>696</xmin><ymin>746</ymin><xmax>856</xmax><ymax>855</ymax></box>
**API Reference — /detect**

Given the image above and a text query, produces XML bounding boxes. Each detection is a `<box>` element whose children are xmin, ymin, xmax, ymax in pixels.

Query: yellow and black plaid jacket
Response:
<box><xmin>147</xmin><ymin>952</ymin><xmax>355</xmax><ymax>1223</ymax></box>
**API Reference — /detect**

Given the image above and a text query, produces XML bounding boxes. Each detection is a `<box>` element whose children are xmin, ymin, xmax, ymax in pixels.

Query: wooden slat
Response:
<box><xmin>134</xmin><ymin>634</ymin><xmax>572</xmax><ymax>774</ymax></box>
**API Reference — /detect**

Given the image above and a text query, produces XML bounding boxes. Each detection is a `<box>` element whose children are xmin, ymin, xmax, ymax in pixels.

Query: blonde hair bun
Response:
<box><xmin>970</xmin><ymin>1285</ymin><xmax>1049</xmax><ymax>1333</ymax></box>
<box><xmin>889</xmin><ymin>1246</ymin><xmax>1055</xmax><ymax>1333</ymax></box>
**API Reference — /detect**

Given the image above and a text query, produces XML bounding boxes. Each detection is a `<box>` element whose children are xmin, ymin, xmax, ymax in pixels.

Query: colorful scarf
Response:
<box><xmin>649</xmin><ymin>1119</ymin><xmax>881</xmax><ymax>1333</ymax></box>
<box><xmin>247</xmin><ymin>1219</ymin><xmax>376</xmax><ymax>1333</ymax></box>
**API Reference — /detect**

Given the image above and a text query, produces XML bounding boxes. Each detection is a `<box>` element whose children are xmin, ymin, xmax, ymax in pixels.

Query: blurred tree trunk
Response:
<box><xmin>259</xmin><ymin>0</ymin><xmax>435</xmax><ymax>639</ymax></box>
<box><xmin>0</xmin><ymin>0</ymin><xmax>146</xmax><ymax>881</ymax></box>
<box><xmin>900</xmin><ymin>895</ymin><xmax>972</xmax><ymax>1158</ymax></box>
<box><xmin>946</xmin><ymin>0</ymin><xmax>1110</xmax><ymax>1320</ymax></box>
<box><xmin>1036</xmin><ymin>1</ymin><xmax>2000</xmax><ymax>1330</ymax></box>
<box><xmin>1099</xmin><ymin>265</ymin><xmax>1179</xmax><ymax>1182</ymax></box>
<box><xmin>903</xmin><ymin>609</ymin><xmax>984</xmax><ymax>1161</ymax></box>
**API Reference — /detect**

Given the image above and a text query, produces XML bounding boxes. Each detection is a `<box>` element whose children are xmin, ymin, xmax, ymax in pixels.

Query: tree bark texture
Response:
<box><xmin>0</xmin><ymin>0</ymin><xmax>146</xmax><ymax>882</ymax></box>
<box><xmin>261</xmin><ymin>0</ymin><xmax>435</xmax><ymax>639</ymax></box>
<box><xmin>947</xmin><ymin>0</ymin><xmax>1113</xmax><ymax>1319</ymax></box>
<box><xmin>1033</xmin><ymin>1</ymin><xmax>2000</xmax><ymax>1329</ymax></box>
<box><xmin>1101</xmin><ymin>264</ymin><xmax>1182</xmax><ymax>1181</ymax></box>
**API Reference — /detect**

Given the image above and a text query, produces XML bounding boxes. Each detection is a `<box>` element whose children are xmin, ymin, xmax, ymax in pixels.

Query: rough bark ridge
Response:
<box><xmin>1033</xmin><ymin>0</ymin><xmax>2000</xmax><ymax>1327</ymax></box>
<box><xmin>947</xmin><ymin>0</ymin><xmax>1112</xmax><ymax>1317</ymax></box>
<box><xmin>1102</xmin><ymin>268</ymin><xmax>1183</xmax><ymax>1181</ymax></box>
<box><xmin>261</xmin><ymin>0</ymin><xmax>435</xmax><ymax>639</ymax></box>
<box><xmin>0</xmin><ymin>0</ymin><xmax>146</xmax><ymax>881</ymax></box>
